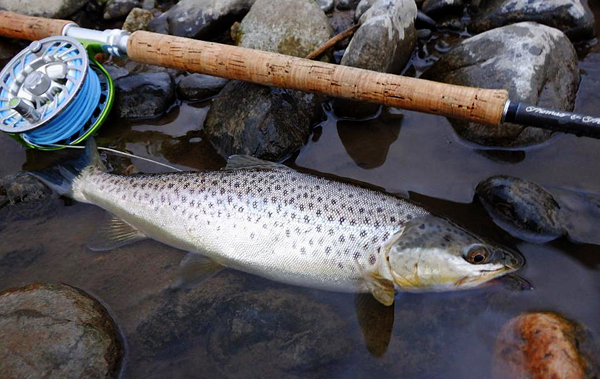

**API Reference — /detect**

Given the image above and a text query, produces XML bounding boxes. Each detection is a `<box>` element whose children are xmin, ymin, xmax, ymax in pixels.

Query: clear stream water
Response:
<box><xmin>1</xmin><ymin>4</ymin><xmax>600</xmax><ymax>379</ymax></box>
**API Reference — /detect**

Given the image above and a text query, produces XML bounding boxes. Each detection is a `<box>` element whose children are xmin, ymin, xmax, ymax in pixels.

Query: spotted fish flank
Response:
<box><xmin>34</xmin><ymin>140</ymin><xmax>524</xmax><ymax>305</ymax></box>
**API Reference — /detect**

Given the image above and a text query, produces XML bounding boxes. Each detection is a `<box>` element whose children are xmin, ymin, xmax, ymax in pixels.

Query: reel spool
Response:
<box><xmin>0</xmin><ymin>36</ymin><xmax>113</xmax><ymax>150</ymax></box>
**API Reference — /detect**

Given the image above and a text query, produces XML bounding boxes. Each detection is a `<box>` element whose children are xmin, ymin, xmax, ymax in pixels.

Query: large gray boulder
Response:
<box><xmin>470</xmin><ymin>0</ymin><xmax>595</xmax><ymax>41</ymax></box>
<box><xmin>334</xmin><ymin>0</ymin><xmax>418</xmax><ymax>118</ymax></box>
<box><xmin>0</xmin><ymin>0</ymin><xmax>87</xmax><ymax>18</ymax></box>
<box><xmin>236</xmin><ymin>0</ymin><xmax>332</xmax><ymax>57</ymax></box>
<box><xmin>424</xmin><ymin>22</ymin><xmax>580</xmax><ymax>147</ymax></box>
<box><xmin>147</xmin><ymin>0</ymin><xmax>256</xmax><ymax>39</ymax></box>
<box><xmin>204</xmin><ymin>0</ymin><xmax>331</xmax><ymax>160</ymax></box>
<box><xmin>0</xmin><ymin>283</ymin><xmax>123</xmax><ymax>379</ymax></box>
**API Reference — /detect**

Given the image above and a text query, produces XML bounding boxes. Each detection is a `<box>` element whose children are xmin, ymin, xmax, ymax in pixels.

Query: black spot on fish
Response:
<box><xmin>339</xmin><ymin>235</ymin><xmax>345</xmax><ymax>243</ymax></box>
<box><xmin>419</xmin><ymin>224</ymin><xmax>425</xmax><ymax>230</ymax></box>
<box><xmin>369</xmin><ymin>254</ymin><xmax>376</xmax><ymax>265</ymax></box>
<box><xmin>339</xmin><ymin>217</ymin><xmax>345</xmax><ymax>224</ymax></box>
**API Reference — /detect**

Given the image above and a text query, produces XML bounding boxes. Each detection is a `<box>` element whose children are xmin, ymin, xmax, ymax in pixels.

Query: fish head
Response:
<box><xmin>384</xmin><ymin>215</ymin><xmax>523</xmax><ymax>291</ymax></box>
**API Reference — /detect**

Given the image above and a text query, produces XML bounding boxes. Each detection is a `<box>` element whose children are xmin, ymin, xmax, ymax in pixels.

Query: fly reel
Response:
<box><xmin>0</xmin><ymin>36</ymin><xmax>113</xmax><ymax>150</ymax></box>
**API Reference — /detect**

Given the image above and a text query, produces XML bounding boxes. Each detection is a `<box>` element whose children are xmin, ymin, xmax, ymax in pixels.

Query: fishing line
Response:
<box><xmin>48</xmin><ymin>143</ymin><xmax>183</xmax><ymax>172</ymax></box>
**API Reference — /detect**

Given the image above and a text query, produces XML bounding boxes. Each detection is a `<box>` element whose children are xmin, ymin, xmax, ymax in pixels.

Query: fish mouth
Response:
<box><xmin>454</xmin><ymin>266</ymin><xmax>515</xmax><ymax>288</ymax></box>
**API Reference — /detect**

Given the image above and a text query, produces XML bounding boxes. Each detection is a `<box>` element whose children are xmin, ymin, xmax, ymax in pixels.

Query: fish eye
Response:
<box><xmin>465</xmin><ymin>246</ymin><xmax>489</xmax><ymax>264</ymax></box>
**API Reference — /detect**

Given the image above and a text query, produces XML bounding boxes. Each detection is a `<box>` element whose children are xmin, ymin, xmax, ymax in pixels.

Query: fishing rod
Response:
<box><xmin>0</xmin><ymin>10</ymin><xmax>599</xmax><ymax>151</ymax></box>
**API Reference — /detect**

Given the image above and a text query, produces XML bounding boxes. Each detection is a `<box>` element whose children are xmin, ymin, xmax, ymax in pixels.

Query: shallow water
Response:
<box><xmin>2</xmin><ymin>5</ymin><xmax>600</xmax><ymax>379</ymax></box>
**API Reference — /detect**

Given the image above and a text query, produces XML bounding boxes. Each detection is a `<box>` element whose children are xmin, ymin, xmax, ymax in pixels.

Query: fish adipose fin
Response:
<box><xmin>173</xmin><ymin>253</ymin><xmax>226</xmax><ymax>289</ymax></box>
<box><xmin>88</xmin><ymin>213</ymin><xmax>147</xmax><ymax>251</ymax></box>
<box><xmin>225</xmin><ymin>155</ymin><xmax>290</xmax><ymax>171</ymax></box>
<box><xmin>355</xmin><ymin>293</ymin><xmax>394</xmax><ymax>357</ymax></box>
<box><xmin>29</xmin><ymin>138</ymin><xmax>107</xmax><ymax>198</ymax></box>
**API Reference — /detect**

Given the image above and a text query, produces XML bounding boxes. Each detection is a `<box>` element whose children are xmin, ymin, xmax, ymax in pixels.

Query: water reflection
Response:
<box><xmin>337</xmin><ymin>108</ymin><xmax>403</xmax><ymax>169</ymax></box>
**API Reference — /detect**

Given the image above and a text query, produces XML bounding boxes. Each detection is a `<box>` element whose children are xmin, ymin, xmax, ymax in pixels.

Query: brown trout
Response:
<box><xmin>36</xmin><ymin>140</ymin><xmax>523</xmax><ymax>305</ymax></box>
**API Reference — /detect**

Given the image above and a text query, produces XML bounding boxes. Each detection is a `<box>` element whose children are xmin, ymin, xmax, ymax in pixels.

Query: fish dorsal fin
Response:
<box><xmin>225</xmin><ymin>155</ymin><xmax>290</xmax><ymax>171</ymax></box>
<box><xmin>173</xmin><ymin>253</ymin><xmax>226</xmax><ymax>289</ymax></box>
<box><xmin>355</xmin><ymin>293</ymin><xmax>395</xmax><ymax>357</ymax></box>
<box><xmin>87</xmin><ymin>214</ymin><xmax>147</xmax><ymax>251</ymax></box>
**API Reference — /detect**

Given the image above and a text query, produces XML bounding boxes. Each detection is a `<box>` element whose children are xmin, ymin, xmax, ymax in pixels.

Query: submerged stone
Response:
<box><xmin>424</xmin><ymin>22</ymin><xmax>579</xmax><ymax>147</ymax></box>
<box><xmin>476</xmin><ymin>175</ymin><xmax>564</xmax><ymax>243</ymax></box>
<box><xmin>493</xmin><ymin>312</ymin><xmax>598</xmax><ymax>379</ymax></box>
<box><xmin>470</xmin><ymin>0</ymin><xmax>595</xmax><ymax>41</ymax></box>
<box><xmin>0</xmin><ymin>283</ymin><xmax>123</xmax><ymax>379</ymax></box>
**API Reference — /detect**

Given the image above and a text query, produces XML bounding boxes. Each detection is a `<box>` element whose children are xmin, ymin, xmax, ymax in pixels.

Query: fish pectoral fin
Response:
<box><xmin>224</xmin><ymin>155</ymin><xmax>290</xmax><ymax>171</ymax></box>
<box><xmin>173</xmin><ymin>253</ymin><xmax>226</xmax><ymax>289</ymax></box>
<box><xmin>365</xmin><ymin>275</ymin><xmax>395</xmax><ymax>306</ymax></box>
<box><xmin>355</xmin><ymin>293</ymin><xmax>394</xmax><ymax>357</ymax></box>
<box><xmin>354</xmin><ymin>258</ymin><xmax>395</xmax><ymax>306</ymax></box>
<box><xmin>87</xmin><ymin>214</ymin><xmax>147</xmax><ymax>251</ymax></box>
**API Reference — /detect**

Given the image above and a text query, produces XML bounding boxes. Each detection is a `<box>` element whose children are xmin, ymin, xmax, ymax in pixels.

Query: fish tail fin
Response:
<box><xmin>30</xmin><ymin>138</ymin><xmax>106</xmax><ymax>200</ymax></box>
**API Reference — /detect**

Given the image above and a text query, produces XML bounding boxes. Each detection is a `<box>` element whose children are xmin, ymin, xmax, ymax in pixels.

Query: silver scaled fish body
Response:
<box><xmin>37</xmin><ymin>141</ymin><xmax>523</xmax><ymax>305</ymax></box>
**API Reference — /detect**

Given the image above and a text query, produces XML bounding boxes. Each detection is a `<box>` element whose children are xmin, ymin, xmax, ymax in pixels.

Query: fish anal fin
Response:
<box><xmin>225</xmin><ymin>155</ymin><xmax>289</xmax><ymax>171</ymax></box>
<box><xmin>87</xmin><ymin>214</ymin><xmax>147</xmax><ymax>251</ymax></box>
<box><xmin>355</xmin><ymin>293</ymin><xmax>395</xmax><ymax>357</ymax></box>
<box><xmin>173</xmin><ymin>253</ymin><xmax>226</xmax><ymax>289</ymax></box>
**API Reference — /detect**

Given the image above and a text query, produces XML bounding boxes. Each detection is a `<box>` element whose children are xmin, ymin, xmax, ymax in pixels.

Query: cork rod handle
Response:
<box><xmin>128</xmin><ymin>31</ymin><xmax>509</xmax><ymax>126</ymax></box>
<box><xmin>0</xmin><ymin>11</ymin><xmax>75</xmax><ymax>41</ymax></box>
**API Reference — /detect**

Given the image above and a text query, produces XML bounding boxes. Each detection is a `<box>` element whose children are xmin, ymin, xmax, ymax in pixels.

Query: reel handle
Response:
<box><xmin>127</xmin><ymin>31</ymin><xmax>509</xmax><ymax>126</ymax></box>
<box><xmin>0</xmin><ymin>11</ymin><xmax>75</xmax><ymax>41</ymax></box>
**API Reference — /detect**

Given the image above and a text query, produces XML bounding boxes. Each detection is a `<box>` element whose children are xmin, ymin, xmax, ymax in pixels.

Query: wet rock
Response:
<box><xmin>337</xmin><ymin>107</ymin><xmax>403</xmax><ymax>169</ymax></box>
<box><xmin>0</xmin><ymin>172</ymin><xmax>58</xmax><ymax>223</ymax></box>
<box><xmin>476</xmin><ymin>175</ymin><xmax>565</xmax><ymax>243</ymax></box>
<box><xmin>493</xmin><ymin>312</ymin><xmax>598</xmax><ymax>379</ymax></box>
<box><xmin>416</xmin><ymin>10</ymin><xmax>437</xmax><ymax>29</ymax></box>
<box><xmin>423</xmin><ymin>22</ymin><xmax>579</xmax><ymax>147</ymax></box>
<box><xmin>114</xmin><ymin>71</ymin><xmax>175</xmax><ymax>118</ymax></box>
<box><xmin>104</xmin><ymin>0</ymin><xmax>141</xmax><ymax>20</ymax></box>
<box><xmin>476</xmin><ymin>175</ymin><xmax>600</xmax><ymax>245</ymax></box>
<box><xmin>176</xmin><ymin>73</ymin><xmax>229</xmax><ymax>101</ymax></box>
<box><xmin>122</xmin><ymin>7</ymin><xmax>154</xmax><ymax>32</ymax></box>
<box><xmin>317</xmin><ymin>0</ymin><xmax>335</xmax><ymax>13</ymax></box>
<box><xmin>421</xmin><ymin>0</ymin><xmax>465</xmax><ymax>17</ymax></box>
<box><xmin>417</xmin><ymin>28</ymin><xmax>432</xmax><ymax>39</ymax></box>
<box><xmin>334</xmin><ymin>0</ymin><xmax>417</xmax><ymax>118</ymax></box>
<box><xmin>0</xmin><ymin>0</ymin><xmax>87</xmax><ymax>18</ymax></box>
<box><xmin>204</xmin><ymin>81</ymin><xmax>322</xmax><ymax>160</ymax></box>
<box><xmin>337</xmin><ymin>0</ymin><xmax>360</xmax><ymax>10</ymax></box>
<box><xmin>237</xmin><ymin>0</ymin><xmax>332</xmax><ymax>58</ymax></box>
<box><xmin>205</xmin><ymin>0</ymin><xmax>329</xmax><ymax>160</ymax></box>
<box><xmin>0</xmin><ymin>283</ymin><xmax>122</xmax><ymax>379</ymax></box>
<box><xmin>207</xmin><ymin>289</ymin><xmax>352</xmax><ymax>375</ymax></box>
<box><xmin>355</xmin><ymin>0</ymin><xmax>376</xmax><ymax>20</ymax></box>
<box><xmin>470</xmin><ymin>0</ymin><xmax>595</xmax><ymax>41</ymax></box>
<box><xmin>132</xmin><ymin>271</ymin><xmax>351</xmax><ymax>378</ymax></box>
<box><xmin>147</xmin><ymin>0</ymin><xmax>256</xmax><ymax>39</ymax></box>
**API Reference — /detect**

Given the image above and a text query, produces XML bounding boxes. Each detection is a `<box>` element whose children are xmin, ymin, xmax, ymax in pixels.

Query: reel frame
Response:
<box><xmin>0</xmin><ymin>36</ymin><xmax>114</xmax><ymax>151</ymax></box>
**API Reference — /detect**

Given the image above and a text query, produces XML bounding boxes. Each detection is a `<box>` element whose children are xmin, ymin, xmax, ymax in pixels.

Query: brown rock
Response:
<box><xmin>0</xmin><ymin>283</ymin><xmax>123</xmax><ymax>379</ymax></box>
<box><xmin>493</xmin><ymin>312</ymin><xmax>598</xmax><ymax>379</ymax></box>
